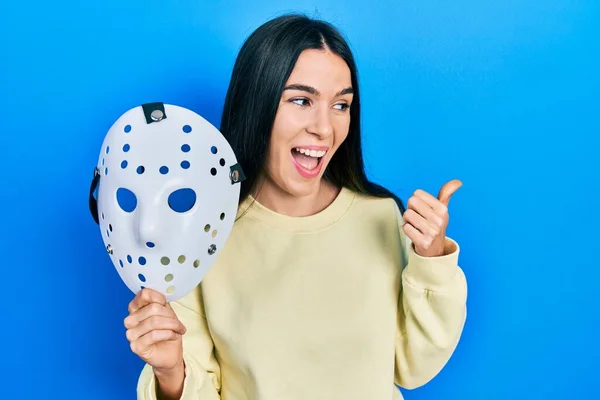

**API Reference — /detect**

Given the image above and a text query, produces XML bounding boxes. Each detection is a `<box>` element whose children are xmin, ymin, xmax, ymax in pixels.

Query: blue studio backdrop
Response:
<box><xmin>1</xmin><ymin>1</ymin><xmax>598</xmax><ymax>399</ymax></box>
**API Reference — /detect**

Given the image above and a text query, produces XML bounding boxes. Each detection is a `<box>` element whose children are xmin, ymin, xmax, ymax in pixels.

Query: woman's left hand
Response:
<box><xmin>402</xmin><ymin>179</ymin><xmax>462</xmax><ymax>257</ymax></box>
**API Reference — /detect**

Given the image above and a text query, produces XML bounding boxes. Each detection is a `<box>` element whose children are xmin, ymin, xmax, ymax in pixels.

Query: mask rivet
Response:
<box><xmin>230</xmin><ymin>170</ymin><xmax>240</xmax><ymax>183</ymax></box>
<box><xmin>106</xmin><ymin>244</ymin><xmax>113</xmax><ymax>255</ymax></box>
<box><xmin>150</xmin><ymin>109</ymin><xmax>164</xmax><ymax>122</ymax></box>
<box><xmin>208</xmin><ymin>244</ymin><xmax>217</xmax><ymax>255</ymax></box>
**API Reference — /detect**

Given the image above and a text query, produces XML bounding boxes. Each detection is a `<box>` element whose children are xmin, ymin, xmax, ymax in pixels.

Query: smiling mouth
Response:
<box><xmin>291</xmin><ymin>147</ymin><xmax>327</xmax><ymax>170</ymax></box>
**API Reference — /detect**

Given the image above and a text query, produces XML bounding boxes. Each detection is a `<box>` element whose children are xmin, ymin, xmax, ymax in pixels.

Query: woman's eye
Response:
<box><xmin>333</xmin><ymin>103</ymin><xmax>350</xmax><ymax>111</ymax></box>
<box><xmin>291</xmin><ymin>98</ymin><xmax>310</xmax><ymax>107</ymax></box>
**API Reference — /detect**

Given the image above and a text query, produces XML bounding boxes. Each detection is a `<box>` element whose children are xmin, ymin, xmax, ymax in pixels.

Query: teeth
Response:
<box><xmin>295</xmin><ymin>148</ymin><xmax>327</xmax><ymax>158</ymax></box>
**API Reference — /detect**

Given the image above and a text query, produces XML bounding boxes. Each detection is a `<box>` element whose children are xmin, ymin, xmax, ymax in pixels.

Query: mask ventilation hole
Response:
<box><xmin>119</xmin><ymin>259</ymin><xmax>124</xmax><ymax>268</ymax></box>
<box><xmin>123</xmin><ymin>144</ymin><xmax>130</xmax><ymax>152</ymax></box>
<box><xmin>178</xmin><ymin>255</ymin><xmax>186</xmax><ymax>264</ymax></box>
<box><xmin>211</xmin><ymin>146</ymin><xmax>218</xmax><ymax>154</ymax></box>
<box><xmin>219</xmin><ymin>158</ymin><xmax>225</xmax><ymax>166</ymax></box>
<box><xmin>121</xmin><ymin>160</ymin><xmax>128</xmax><ymax>169</ymax></box>
<box><xmin>146</xmin><ymin>242</ymin><xmax>155</xmax><ymax>248</ymax></box>
<box><xmin>165</xmin><ymin>274</ymin><xmax>174</xmax><ymax>282</ymax></box>
<box><xmin>181</xmin><ymin>144</ymin><xmax>190</xmax><ymax>152</ymax></box>
<box><xmin>210</xmin><ymin>168</ymin><xmax>217</xmax><ymax>176</ymax></box>
<box><xmin>124</xmin><ymin>125</ymin><xmax>131</xmax><ymax>133</ymax></box>
<box><xmin>182</xmin><ymin>125</ymin><xmax>192</xmax><ymax>133</ymax></box>
<box><xmin>138</xmin><ymin>274</ymin><xmax>146</xmax><ymax>282</ymax></box>
<box><xmin>136</xmin><ymin>166</ymin><xmax>145</xmax><ymax>174</ymax></box>
<box><xmin>161</xmin><ymin>257</ymin><xmax>170</xmax><ymax>266</ymax></box>
<box><xmin>138</xmin><ymin>256</ymin><xmax>146</xmax><ymax>265</ymax></box>
<box><xmin>204</xmin><ymin>224</ymin><xmax>210</xmax><ymax>232</ymax></box>
<box><xmin>166</xmin><ymin>286</ymin><xmax>176</xmax><ymax>294</ymax></box>
<box><xmin>193</xmin><ymin>259</ymin><xmax>200</xmax><ymax>268</ymax></box>
<box><xmin>220</xmin><ymin>213</ymin><xmax>225</xmax><ymax>220</ymax></box>
<box><xmin>127</xmin><ymin>255</ymin><xmax>132</xmax><ymax>263</ymax></box>
<box><xmin>212</xmin><ymin>230</ymin><xmax>218</xmax><ymax>238</ymax></box>
<box><xmin>160</xmin><ymin>166</ymin><xmax>169</xmax><ymax>174</ymax></box>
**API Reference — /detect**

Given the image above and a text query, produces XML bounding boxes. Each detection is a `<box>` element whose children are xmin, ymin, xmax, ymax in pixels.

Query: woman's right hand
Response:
<box><xmin>124</xmin><ymin>288</ymin><xmax>187</xmax><ymax>373</ymax></box>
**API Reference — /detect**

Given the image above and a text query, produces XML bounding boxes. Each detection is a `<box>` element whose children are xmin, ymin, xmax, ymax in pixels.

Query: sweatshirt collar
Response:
<box><xmin>236</xmin><ymin>186</ymin><xmax>356</xmax><ymax>233</ymax></box>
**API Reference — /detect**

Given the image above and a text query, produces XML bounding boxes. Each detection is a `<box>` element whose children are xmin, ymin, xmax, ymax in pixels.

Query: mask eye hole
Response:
<box><xmin>117</xmin><ymin>188</ymin><xmax>137</xmax><ymax>212</ymax></box>
<box><xmin>168</xmin><ymin>188</ymin><xmax>196</xmax><ymax>213</ymax></box>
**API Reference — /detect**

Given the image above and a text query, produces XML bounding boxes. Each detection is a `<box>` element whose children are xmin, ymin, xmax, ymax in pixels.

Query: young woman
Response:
<box><xmin>125</xmin><ymin>13</ymin><xmax>467</xmax><ymax>400</ymax></box>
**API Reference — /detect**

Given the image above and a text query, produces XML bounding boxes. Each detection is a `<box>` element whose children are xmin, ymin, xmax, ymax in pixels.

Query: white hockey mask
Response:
<box><xmin>89</xmin><ymin>102</ymin><xmax>245</xmax><ymax>302</ymax></box>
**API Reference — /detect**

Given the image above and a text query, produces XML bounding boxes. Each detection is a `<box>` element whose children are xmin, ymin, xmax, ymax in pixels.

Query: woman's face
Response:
<box><xmin>264</xmin><ymin>48</ymin><xmax>354</xmax><ymax>197</ymax></box>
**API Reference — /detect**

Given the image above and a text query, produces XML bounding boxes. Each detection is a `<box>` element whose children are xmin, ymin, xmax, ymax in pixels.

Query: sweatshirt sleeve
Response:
<box><xmin>392</xmin><ymin>202</ymin><xmax>468</xmax><ymax>389</ymax></box>
<box><xmin>137</xmin><ymin>285</ymin><xmax>221</xmax><ymax>400</ymax></box>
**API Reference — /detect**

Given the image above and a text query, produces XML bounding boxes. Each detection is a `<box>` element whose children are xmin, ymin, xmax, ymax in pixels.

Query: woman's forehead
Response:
<box><xmin>286</xmin><ymin>49</ymin><xmax>352</xmax><ymax>92</ymax></box>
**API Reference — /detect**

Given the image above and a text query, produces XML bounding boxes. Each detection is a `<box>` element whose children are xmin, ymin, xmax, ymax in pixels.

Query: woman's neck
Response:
<box><xmin>251</xmin><ymin>176</ymin><xmax>340</xmax><ymax>217</ymax></box>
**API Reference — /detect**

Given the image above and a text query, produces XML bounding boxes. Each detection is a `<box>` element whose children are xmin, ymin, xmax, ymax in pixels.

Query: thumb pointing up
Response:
<box><xmin>437</xmin><ymin>179</ymin><xmax>463</xmax><ymax>206</ymax></box>
<box><xmin>403</xmin><ymin>178</ymin><xmax>462</xmax><ymax>257</ymax></box>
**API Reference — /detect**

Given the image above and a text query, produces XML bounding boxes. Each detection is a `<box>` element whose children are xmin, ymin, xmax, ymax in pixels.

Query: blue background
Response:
<box><xmin>2</xmin><ymin>0</ymin><xmax>598</xmax><ymax>398</ymax></box>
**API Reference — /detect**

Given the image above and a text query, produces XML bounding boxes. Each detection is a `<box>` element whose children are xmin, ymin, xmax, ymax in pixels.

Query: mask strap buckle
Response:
<box><xmin>229</xmin><ymin>163</ymin><xmax>246</xmax><ymax>184</ymax></box>
<box><xmin>141</xmin><ymin>102</ymin><xmax>167</xmax><ymax>123</ymax></box>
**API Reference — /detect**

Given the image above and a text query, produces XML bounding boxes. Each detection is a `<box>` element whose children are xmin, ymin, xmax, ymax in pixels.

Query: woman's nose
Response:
<box><xmin>307</xmin><ymin>105</ymin><xmax>333</xmax><ymax>138</ymax></box>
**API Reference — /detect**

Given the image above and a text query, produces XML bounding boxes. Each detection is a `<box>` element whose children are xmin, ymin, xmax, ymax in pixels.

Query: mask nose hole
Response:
<box><xmin>146</xmin><ymin>242</ymin><xmax>155</xmax><ymax>248</ymax></box>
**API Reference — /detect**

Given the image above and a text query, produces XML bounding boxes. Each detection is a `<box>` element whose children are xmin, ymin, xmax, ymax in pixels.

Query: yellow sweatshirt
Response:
<box><xmin>137</xmin><ymin>186</ymin><xmax>468</xmax><ymax>400</ymax></box>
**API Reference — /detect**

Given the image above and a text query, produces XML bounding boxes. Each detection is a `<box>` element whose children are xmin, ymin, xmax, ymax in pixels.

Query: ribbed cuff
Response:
<box><xmin>403</xmin><ymin>237</ymin><xmax>461</xmax><ymax>292</ymax></box>
<box><xmin>138</xmin><ymin>355</ymin><xmax>200</xmax><ymax>400</ymax></box>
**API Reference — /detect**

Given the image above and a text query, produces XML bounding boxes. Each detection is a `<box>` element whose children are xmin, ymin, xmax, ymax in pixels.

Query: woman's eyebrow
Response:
<box><xmin>283</xmin><ymin>84</ymin><xmax>354</xmax><ymax>97</ymax></box>
<box><xmin>283</xmin><ymin>84</ymin><xmax>320</xmax><ymax>96</ymax></box>
<box><xmin>336</xmin><ymin>87</ymin><xmax>354</xmax><ymax>96</ymax></box>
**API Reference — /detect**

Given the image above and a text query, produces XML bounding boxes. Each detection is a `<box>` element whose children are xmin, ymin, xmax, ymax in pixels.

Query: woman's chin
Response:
<box><xmin>281</xmin><ymin>168</ymin><xmax>326</xmax><ymax>197</ymax></box>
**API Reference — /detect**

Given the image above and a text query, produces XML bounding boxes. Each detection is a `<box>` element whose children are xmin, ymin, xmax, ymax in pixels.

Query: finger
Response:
<box><xmin>437</xmin><ymin>179</ymin><xmax>462</xmax><ymax>206</ymax></box>
<box><xmin>403</xmin><ymin>209</ymin><xmax>438</xmax><ymax>238</ymax></box>
<box><xmin>130</xmin><ymin>329</ymin><xmax>180</xmax><ymax>355</ymax></box>
<box><xmin>402</xmin><ymin>222</ymin><xmax>431</xmax><ymax>250</ymax></box>
<box><xmin>407</xmin><ymin>195</ymin><xmax>444</xmax><ymax>227</ymax></box>
<box><xmin>128</xmin><ymin>288</ymin><xmax>167</xmax><ymax>315</ymax></box>
<box><xmin>126</xmin><ymin>316</ymin><xmax>186</xmax><ymax>343</ymax></box>
<box><xmin>126</xmin><ymin>315</ymin><xmax>186</xmax><ymax>342</ymax></box>
<box><xmin>125</xmin><ymin>302</ymin><xmax>177</xmax><ymax>329</ymax></box>
<box><xmin>413</xmin><ymin>189</ymin><xmax>447</xmax><ymax>215</ymax></box>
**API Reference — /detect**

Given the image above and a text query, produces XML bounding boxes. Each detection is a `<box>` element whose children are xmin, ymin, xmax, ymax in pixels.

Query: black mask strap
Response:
<box><xmin>89</xmin><ymin>167</ymin><xmax>101</xmax><ymax>225</ymax></box>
